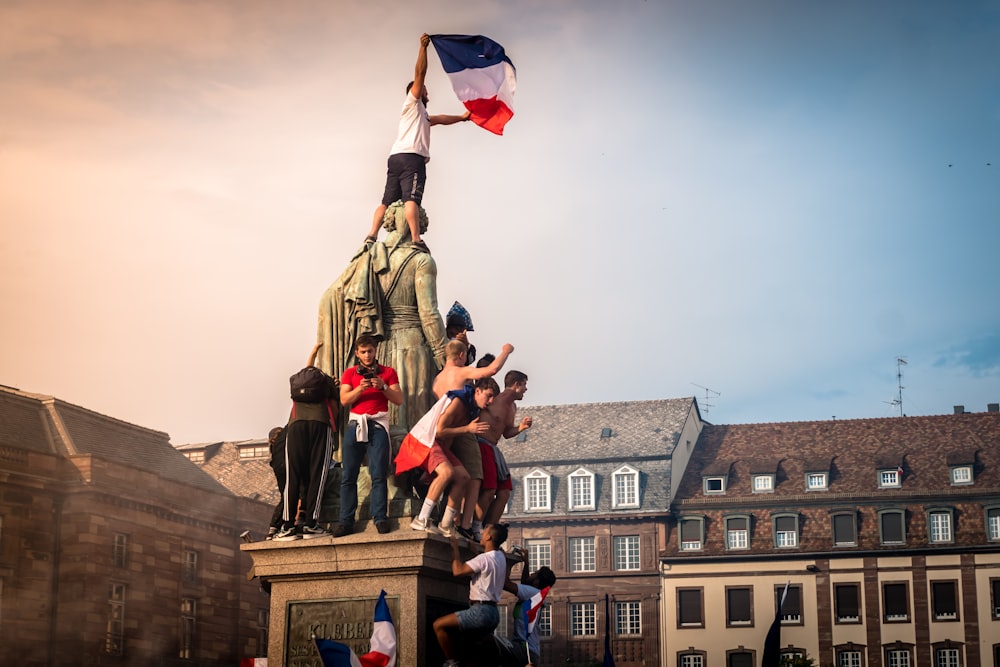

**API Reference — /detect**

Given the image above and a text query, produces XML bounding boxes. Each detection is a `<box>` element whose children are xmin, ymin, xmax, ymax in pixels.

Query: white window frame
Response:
<box><xmin>526</xmin><ymin>538</ymin><xmax>552</xmax><ymax>568</ymax></box>
<box><xmin>523</xmin><ymin>469</ymin><xmax>551</xmax><ymax>512</ymax></box>
<box><xmin>879</xmin><ymin>469</ymin><xmax>901</xmax><ymax>488</ymax></box>
<box><xmin>752</xmin><ymin>474</ymin><xmax>774</xmax><ymax>492</ymax></box>
<box><xmin>569</xmin><ymin>536</ymin><xmax>596</xmax><ymax>572</ymax></box>
<box><xmin>106</xmin><ymin>583</ymin><xmax>126</xmax><ymax>656</ymax></box>
<box><xmin>704</xmin><ymin>476</ymin><xmax>726</xmax><ymax>494</ymax></box>
<box><xmin>806</xmin><ymin>472</ymin><xmax>828</xmax><ymax>490</ymax></box>
<box><xmin>928</xmin><ymin>509</ymin><xmax>953</xmax><ymax>543</ymax></box>
<box><xmin>537</xmin><ymin>604</ymin><xmax>552</xmax><ymax>637</ymax></box>
<box><xmin>238</xmin><ymin>445</ymin><xmax>270</xmax><ymax>459</ymax></box>
<box><xmin>570</xmin><ymin>602</ymin><xmax>596</xmax><ymax>636</ymax></box>
<box><xmin>614</xmin><ymin>600</ymin><xmax>641</xmax><ymax>635</ymax></box>
<box><xmin>614</xmin><ymin>535</ymin><xmax>640</xmax><ymax>571</ymax></box>
<box><xmin>838</xmin><ymin>650</ymin><xmax>862</xmax><ymax>667</ymax></box>
<box><xmin>113</xmin><ymin>533</ymin><xmax>128</xmax><ymax>569</ymax></box>
<box><xmin>987</xmin><ymin>507</ymin><xmax>1000</xmax><ymax>542</ymax></box>
<box><xmin>935</xmin><ymin>648</ymin><xmax>960</xmax><ymax>667</ymax></box>
<box><xmin>184</xmin><ymin>450</ymin><xmax>205</xmax><ymax>464</ymax></box>
<box><xmin>612</xmin><ymin>465</ymin><xmax>639</xmax><ymax>508</ymax></box>
<box><xmin>180</xmin><ymin>598</ymin><xmax>196</xmax><ymax>660</ymax></box>
<box><xmin>774</xmin><ymin>514</ymin><xmax>798</xmax><ymax>548</ymax></box>
<box><xmin>680</xmin><ymin>654</ymin><xmax>705</xmax><ymax>667</ymax></box>
<box><xmin>495</xmin><ymin>607</ymin><xmax>509</xmax><ymax>637</ymax></box>
<box><xmin>183</xmin><ymin>549</ymin><xmax>199</xmax><ymax>584</ymax></box>
<box><xmin>568</xmin><ymin>468</ymin><xmax>595</xmax><ymax>511</ymax></box>
<box><xmin>950</xmin><ymin>466</ymin><xmax>972</xmax><ymax>485</ymax></box>
<box><xmin>887</xmin><ymin>649</ymin><xmax>911</xmax><ymax>667</ymax></box>
<box><xmin>679</xmin><ymin>516</ymin><xmax>703</xmax><ymax>551</ymax></box>
<box><xmin>726</xmin><ymin>516</ymin><xmax>750</xmax><ymax>550</ymax></box>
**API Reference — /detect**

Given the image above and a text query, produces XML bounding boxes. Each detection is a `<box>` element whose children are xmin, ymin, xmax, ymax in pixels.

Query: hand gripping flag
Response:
<box><xmin>315</xmin><ymin>590</ymin><xmax>396</xmax><ymax>667</ymax></box>
<box><xmin>513</xmin><ymin>585</ymin><xmax>550</xmax><ymax>638</ymax></box>
<box><xmin>429</xmin><ymin>34</ymin><xmax>516</xmax><ymax>135</ymax></box>
<box><xmin>394</xmin><ymin>393</ymin><xmax>454</xmax><ymax>473</ymax></box>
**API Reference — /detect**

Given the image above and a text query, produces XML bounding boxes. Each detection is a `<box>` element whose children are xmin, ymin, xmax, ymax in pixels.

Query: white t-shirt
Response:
<box><xmin>389</xmin><ymin>92</ymin><xmax>431</xmax><ymax>161</ymax></box>
<box><xmin>467</xmin><ymin>550</ymin><xmax>506</xmax><ymax>602</ymax></box>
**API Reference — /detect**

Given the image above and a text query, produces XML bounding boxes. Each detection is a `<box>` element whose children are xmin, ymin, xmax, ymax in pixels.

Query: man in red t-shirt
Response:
<box><xmin>335</xmin><ymin>334</ymin><xmax>403</xmax><ymax>536</ymax></box>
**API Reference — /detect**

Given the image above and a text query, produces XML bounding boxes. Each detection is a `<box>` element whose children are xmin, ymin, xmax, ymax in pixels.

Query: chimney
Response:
<box><xmin>953</xmin><ymin>405</ymin><xmax>965</xmax><ymax>414</ymax></box>
<box><xmin>989</xmin><ymin>403</ymin><xmax>999</xmax><ymax>413</ymax></box>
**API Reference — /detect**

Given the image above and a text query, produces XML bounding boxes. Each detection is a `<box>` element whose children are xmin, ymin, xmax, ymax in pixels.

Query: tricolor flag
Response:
<box><xmin>430</xmin><ymin>34</ymin><xmax>516</xmax><ymax>135</ymax></box>
<box><xmin>513</xmin><ymin>585</ymin><xmax>550</xmax><ymax>637</ymax></box>
<box><xmin>393</xmin><ymin>393</ymin><xmax>454</xmax><ymax>473</ymax></box>
<box><xmin>761</xmin><ymin>581</ymin><xmax>790</xmax><ymax>667</ymax></box>
<box><xmin>240</xmin><ymin>659</ymin><xmax>267</xmax><ymax>667</ymax></box>
<box><xmin>315</xmin><ymin>590</ymin><xmax>397</xmax><ymax>667</ymax></box>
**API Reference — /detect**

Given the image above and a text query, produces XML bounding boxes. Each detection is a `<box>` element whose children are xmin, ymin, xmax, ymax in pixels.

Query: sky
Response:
<box><xmin>1</xmin><ymin>0</ymin><xmax>998</xmax><ymax>445</ymax></box>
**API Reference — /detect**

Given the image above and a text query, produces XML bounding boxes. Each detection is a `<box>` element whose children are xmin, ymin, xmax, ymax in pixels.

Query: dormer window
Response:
<box><xmin>752</xmin><ymin>475</ymin><xmax>774</xmax><ymax>493</ymax></box>
<box><xmin>704</xmin><ymin>476</ymin><xmax>726</xmax><ymax>494</ymax></box>
<box><xmin>568</xmin><ymin>468</ymin><xmax>596</xmax><ymax>511</ymax></box>
<box><xmin>950</xmin><ymin>465</ymin><xmax>972</xmax><ymax>485</ymax></box>
<box><xmin>879</xmin><ymin>468</ymin><xmax>902</xmax><ymax>488</ymax></box>
<box><xmin>612</xmin><ymin>465</ymin><xmax>640</xmax><ymax>508</ymax></box>
<box><xmin>806</xmin><ymin>473</ymin><xmax>828</xmax><ymax>491</ymax></box>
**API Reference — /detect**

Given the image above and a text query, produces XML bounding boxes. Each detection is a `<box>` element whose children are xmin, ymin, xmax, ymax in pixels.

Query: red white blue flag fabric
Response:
<box><xmin>393</xmin><ymin>393</ymin><xmax>454</xmax><ymax>473</ymax></box>
<box><xmin>240</xmin><ymin>660</ymin><xmax>267</xmax><ymax>667</ymax></box>
<box><xmin>513</xmin><ymin>585</ymin><xmax>550</xmax><ymax>637</ymax></box>
<box><xmin>430</xmin><ymin>34</ymin><xmax>516</xmax><ymax>135</ymax></box>
<box><xmin>315</xmin><ymin>590</ymin><xmax>396</xmax><ymax>667</ymax></box>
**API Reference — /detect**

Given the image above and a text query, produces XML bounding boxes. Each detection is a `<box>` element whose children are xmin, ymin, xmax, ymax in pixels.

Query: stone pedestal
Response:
<box><xmin>243</xmin><ymin>522</ymin><xmax>478</xmax><ymax>667</ymax></box>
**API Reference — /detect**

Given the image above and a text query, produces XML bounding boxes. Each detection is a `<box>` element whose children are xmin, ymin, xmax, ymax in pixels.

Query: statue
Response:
<box><xmin>317</xmin><ymin>201</ymin><xmax>447</xmax><ymax>439</ymax></box>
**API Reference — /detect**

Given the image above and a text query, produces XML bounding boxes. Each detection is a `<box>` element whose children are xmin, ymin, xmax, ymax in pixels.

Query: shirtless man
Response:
<box><xmin>410</xmin><ymin>377</ymin><xmax>500</xmax><ymax>537</ymax></box>
<box><xmin>433</xmin><ymin>340</ymin><xmax>513</xmax><ymax>539</ymax></box>
<box><xmin>477</xmin><ymin>370</ymin><xmax>531</xmax><ymax>529</ymax></box>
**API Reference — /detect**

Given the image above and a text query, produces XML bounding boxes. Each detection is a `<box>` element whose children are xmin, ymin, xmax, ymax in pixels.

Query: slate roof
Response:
<box><xmin>499</xmin><ymin>398</ymin><xmax>699</xmax><ymax>518</ymax></box>
<box><xmin>176</xmin><ymin>439</ymin><xmax>279</xmax><ymax>505</ymax></box>
<box><xmin>674</xmin><ymin>411</ymin><xmax>1000</xmax><ymax>505</ymax></box>
<box><xmin>0</xmin><ymin>384</ymin><xmax>229</xmax><ymax>495</ymax></box>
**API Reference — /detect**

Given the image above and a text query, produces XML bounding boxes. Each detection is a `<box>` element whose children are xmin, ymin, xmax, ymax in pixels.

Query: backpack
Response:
<box><xmin>289</xmin><ymin>366</ymin><xmax>331</xmax><ymax>403</ymax></box>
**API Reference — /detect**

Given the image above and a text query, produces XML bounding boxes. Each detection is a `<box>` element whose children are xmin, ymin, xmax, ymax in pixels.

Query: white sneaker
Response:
<box><xmin>437</xmin><ymin>522</ymin><xmax>455</xmax><ymax>538</ymax></box>
<box><xmin>410</xmin><ymin>516</ymin><xmax>442</xmax><ymax>535</ymax></box>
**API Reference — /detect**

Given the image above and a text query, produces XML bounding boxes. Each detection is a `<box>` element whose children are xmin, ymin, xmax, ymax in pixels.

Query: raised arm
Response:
<box><xmin>464</xmin><ymin>343</ymin><xmax>513</xmax><ymax>382</ymax></box>
<box><xmin>411</xmin><ymin>33</ymin><xmax>430</xmax><ymax>99</ymax></box>
<box><xmin>306</xmin><ymin>342</ymin><xmax>323</xmax><ymax>367</ymax></box>
<box><xmin>429</xmin><ymin>111</ymin><xmax>472</xmax><ymax>126</ymax></box>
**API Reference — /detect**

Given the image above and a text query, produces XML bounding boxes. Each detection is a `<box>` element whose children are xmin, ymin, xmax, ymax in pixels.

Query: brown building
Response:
<box><xmin>661</xmin><ymin>406</ymin><xmax>1000</xmax><ymax>667</ymax></box>
<box><xmin>499</xmin><ymin>398</ymin><xmax>705</xmax><ymax>666</ymax></box>
<box><xmin>0</xmin><ymin>384</ymin><xmax>273</xmax><ymax>667</ymax></box>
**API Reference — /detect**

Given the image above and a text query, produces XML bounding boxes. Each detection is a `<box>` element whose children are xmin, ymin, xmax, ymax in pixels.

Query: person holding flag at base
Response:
<box><xmin>495</xmin><ymin>545</ymin><xmax>556</xmax><ymax>667</ymax></box>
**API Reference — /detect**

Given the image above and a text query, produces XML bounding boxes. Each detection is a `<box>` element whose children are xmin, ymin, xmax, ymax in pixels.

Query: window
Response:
<box><xmin>679</xmin><ymin>517</ymin><xmax>704</xmax><ymax>551</ymax></box>
<box><xmin>832</xmin><ymin>512</ymin><xmax>857</xmax><ymax>546</ymax></box>
<box><xmin>570</xmin><ymin>602</ymin><xmax>596</xmax><ymax>636</ymax></box>
<box><xmin>728</xmin><ymin>650</ymin><xmax>754</xmax><ymax>667</ymax></box>
<box><xmin>615</xmin><ymin>601</ymin><xmax>641</xmax><ymax>635</ymax></box>
<box><xmin>180</xmin><ymin>598</ymin><xmax>197</xmax><ymax>659</ymax></box>
<box><xmin>838</xmin><ymin>650</ymin><xmax>863</xmax><ymax>667</ymax></box>
<box><xmin>879</xmin><ymin>468</ymin><xmax>901</xmax><ymax>488</ymax></box>
<box><xmin>777</xmin><ymin>585</ymin><xmax>802</xmax><ymax>624</ymax></box>
<box><xmin>781</xmin><ymin>651</ymin><xmax>806</xmax><ymax>664</ymax></box>
<box><xmin>184</xmin><ymin>450</ymin><xmax>205</xmax><ymax>464</ymax></box>
<box><xmin>526</xmin><ymin>539</ymin><xmax>551</xmax><ymax>569</ymax></box>
<box><xmin>679</xmin><ymin>652</ymin><xmax>705</xmax><ymax>667</ymax></box>
<box><xmin>704</xmin><ymin>476</ymin><xmax>726</xmax><ymax>494</ymax></box>
<box><xmin>807</xmin><ymin>472</ymin><xmax>828</xmax><ymax>490</ymax></box>
<box><xmin>835</xmin><ymin>583</ymin><xmax>861</xmax><ymax>623</ymax></box>
<box><xmin>677</xmin><ymin>588</ymin><xmax>703</xmax><ymax>628</ymax></box>
<box><xmin>774</xmin><ymin>514</ymin><xmax>798</xmax><ymax>548</ymax></box>
<box><xmin>612</xmin><ymin>466</ymin><xmax>639</xmax><ymax>508</ymax></box>
<box><xmin>753</xmin><ymin>474</ymin><xmax>774</xmax><ymax>492</ymax></box>
<box><xmin>106</xmin><ymin>583</ymin><xmax>125</xmax><ymax>656</ymax></box>
<box><xmin>537</xmin><ymin>604</ymin><xmax>552</xmax><ymax>637</ymax></box>
<box><xmin>614</xmin><ymin>536</ymin><xmax>640</xmax><ymax>571</ymax></box>
<box><xmin>986</xmin><ymin>507</ymin><xmax>1000</xmax><ymax>541</ymax></box>
<box><xmin>928</xmin><ymin>509</ymin><xmax>953</xmax><ymax>543</ymax></box>
<box><xmin>238</xmin><ymin>445</ymin><xmax>270</xmax><ymax>459</ymax></box>
<box><xmin>569</xmin><ymin>537</ymin><xmax>595</xmax><ymax>572</ymax></box>
<box><xmin>992</xmin><ymin>578</ymin><xmax>1000</xmax><ymax>619</ymax></box>
<box><xmin>886</xmin><ymin>649</ymin><xmax>911</xmax><ymax>667</ymax></box>
<box><xmin>256</xmin><ymin>609</ymin><xmax>269</xmax><ymax>658</ymax></box>
<box><xmin>931</xmin><ymin>581</ymin><xmax>958</xmax><ymax>621</ymax></box>
<box><xmin>183</xmin><ymin>549</ymin><xmax>199</xmax><ymax>584</ymax></box>
<box><xmin>496</xmin><ymin>607</ymin><xmax>509</xmax><ymax>637</ymax></box>
<box><xmin>726</xmin><ymin>515</ymin><xmax>750</xmax><ymax>550</ymax></box>
<box><xmin>935</xmin><ymin>648</ymin><xmax>960</xmax><ymax>667</ymax></box>
<box><xmin>524</xmin><ymin>470</ymin><xmax>551</xmax><ymax>512</ymax></box>
<box><xmin>883</xmin><ymin>582</ymin><xmax>909</xmax><ymax>622</ymax></box>
<box><xmin>113</xmin><ymin>533</ymin><xmax>128</xmax><ymax>569</ymax></box>
<box><xmin>726</xmin><ymin>587</ymin><xmax>753</xmax><ymax>626</ymax></box>
<box><xmin>568</xmin><ymin>469</ymin><xmax>595</xmax><ymax>510</ymax></box>
<box><xmin>951</xmin><ymin>465</ymin><xmax>972</xmax><ymax>485</ymax></box>
<box><xmin>879</xmin><ymin>509</ymin><xmax>906</xmax><ymax>545</ymax></box>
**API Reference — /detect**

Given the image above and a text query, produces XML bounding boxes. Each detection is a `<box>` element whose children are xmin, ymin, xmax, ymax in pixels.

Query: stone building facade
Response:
<box><xmin>660</xmin><ymin>406</ymin><xmax>1000</xmax><ymax>667</ymax></box>
<box><xmin>0</xmin><ymin>384</ymin><xmax>273</xmax><ymax>667</ymax></box>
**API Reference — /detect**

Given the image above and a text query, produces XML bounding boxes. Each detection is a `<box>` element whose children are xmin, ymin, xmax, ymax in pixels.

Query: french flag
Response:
<box><xmin>513</xmin><ymin>585</ymin><xmax>550</xmax><ymax>636</ymax></box>
<box><xmin>430</xmin><ymin>34</ymin><xmax>516</xmax><ymax>135</ymax></box>
<box><xmin>315</xmin><ymin>590</ymin><xmax>396</xmax><ymax>667</ymax></box>
<box><xmin>393</xmin><ymin>394</ymin><xmax>454</xmax><ymax>474</ymax></box>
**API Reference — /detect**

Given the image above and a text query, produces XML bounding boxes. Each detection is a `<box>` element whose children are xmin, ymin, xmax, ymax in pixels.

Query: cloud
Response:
<box><xmin>934</xmin><ymin>334</ymin><xmax>1000</xmax><ymax>376</ymax></box>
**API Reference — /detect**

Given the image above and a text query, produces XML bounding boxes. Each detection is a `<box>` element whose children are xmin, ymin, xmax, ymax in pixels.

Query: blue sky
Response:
<box><xmin>1</xmin><ymin>0</ymin><xmax>998</xmax><ymax>443</ymax></box>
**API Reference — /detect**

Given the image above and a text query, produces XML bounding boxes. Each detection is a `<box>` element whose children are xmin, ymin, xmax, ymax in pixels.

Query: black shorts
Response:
<box><xmin>381</xmin><ymin>152</ymin><xmax>427</xmax><ymax>206</ymax></box>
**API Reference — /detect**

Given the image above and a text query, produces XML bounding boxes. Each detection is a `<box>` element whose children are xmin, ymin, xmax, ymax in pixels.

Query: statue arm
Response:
<box><xmin>413</xmin><ymin>256</ymin><xmax>447</xmax><ymax>368</ymax></box>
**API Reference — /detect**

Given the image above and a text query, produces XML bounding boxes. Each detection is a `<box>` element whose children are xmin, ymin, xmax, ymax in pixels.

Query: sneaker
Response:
<box><xmin>456</xmin><ymin>526</ymin><xmax>476</xmax><ymax>541</ymax></box>
<box><xmin>265</xmin><ymin>527</ymin><xmax>278</xmax><ymax>541</ymax></box>
<box><xmin>273</xmin><ymin>526</ymin><xmax>301</xmax><ymax>541</ymax></box>
<box><xmin>331</xmin><ymin>523</ymin><xmax>353</xmax><ymax>538</ymax></box>
<box><xmin>302</xmin><ymin>524</ymin><xmax>330</xmax><ymax>539</ymax></box>
<box><xmin>376</xmin><ymin>521</ymin><xmax>392</xmax><ymax>535</ymax></box>
<box><xmin>443</xmin><ymin>659</ymin><xmax>459</xmax><ymax>667</ymax></box>
<box><xmin>410</xmin><ymin>516</ymin><xmax>442</xmax><ymax>535</ymax></box>
<box><xmin>437</xmin><ymin>522</ymin><xmax>455</xmax><ymax>538</ymax></box>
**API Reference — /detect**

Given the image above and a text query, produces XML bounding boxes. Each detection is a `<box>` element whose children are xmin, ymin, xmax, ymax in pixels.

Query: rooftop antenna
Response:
<box><xmin>691</xmin><ymin>383</ymin><xmax>720</xmax><ymax>415</ymax></box>
<box><xmin>887</xmin><ymin>356</ymin><xmax>906</xmax><ymax>417</ymax></box>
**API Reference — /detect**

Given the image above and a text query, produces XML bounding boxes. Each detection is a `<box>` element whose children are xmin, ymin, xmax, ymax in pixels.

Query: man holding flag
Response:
<box><xmin>496</xmin><ymin>546</ymin><xmax>557</xmax><ymax>667</ymax></box>
<box><xmin>365</xmin><ymin>33</ymin><xmax>471</xmax><ymax>253</ymax></box>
